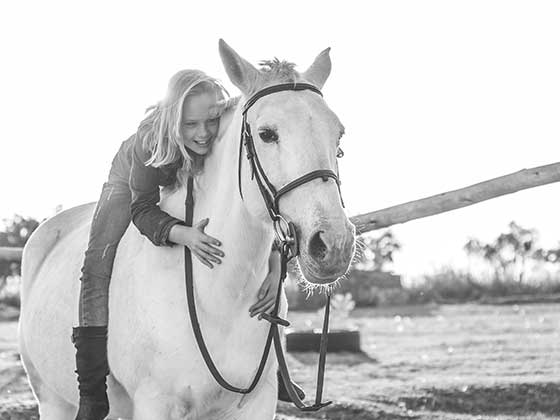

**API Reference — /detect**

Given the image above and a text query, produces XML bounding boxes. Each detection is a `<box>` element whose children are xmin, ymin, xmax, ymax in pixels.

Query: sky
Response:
<box><xmin>1</xmin><ymin>1</ymin><xmax>559</xmax><ymax>281</ymax></box>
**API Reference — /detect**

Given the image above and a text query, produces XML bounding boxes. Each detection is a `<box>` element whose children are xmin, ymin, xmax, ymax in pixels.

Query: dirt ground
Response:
<box><xmin>1</xmin><ymin>303</ymin><xmax>559</xmax><ymax>419</ymax></box>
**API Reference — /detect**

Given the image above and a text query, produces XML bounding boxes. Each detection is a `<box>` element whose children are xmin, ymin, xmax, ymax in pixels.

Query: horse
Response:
<box><xmin>18</xmin><ymin>39</ymin><xmax>356</xmax><ymax>420</ymax></box>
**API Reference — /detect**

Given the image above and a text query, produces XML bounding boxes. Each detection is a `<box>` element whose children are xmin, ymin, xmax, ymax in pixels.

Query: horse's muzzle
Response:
<box><xmin>299</xmin><ymin>220</ymin><xmax>355</xmax><ymax>284</ymax></box>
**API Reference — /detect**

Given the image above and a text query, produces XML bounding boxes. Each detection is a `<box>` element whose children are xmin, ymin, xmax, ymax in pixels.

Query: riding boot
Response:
<box><xmin>72</xmin><ymin>326</ymin><xmax>110</xmax><ymax>420</ymax></box>
<box><xmin>277</xmin><ymin>370</ymin><xmax>306</xmax><ymax>402</ymax></box>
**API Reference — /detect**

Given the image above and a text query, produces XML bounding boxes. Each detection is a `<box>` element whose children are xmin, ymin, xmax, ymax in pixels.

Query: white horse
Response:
<box><xmin>18</xmin><ymin>39</ymin><xmax>355</xmax><ymax>420</ymax></box>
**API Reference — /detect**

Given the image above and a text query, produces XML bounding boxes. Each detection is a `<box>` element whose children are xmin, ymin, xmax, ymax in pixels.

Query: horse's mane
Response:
<box><xmin>251</xmin><ymin>58</ymin><xmax>302</xmax><ymax>95</ymax></box>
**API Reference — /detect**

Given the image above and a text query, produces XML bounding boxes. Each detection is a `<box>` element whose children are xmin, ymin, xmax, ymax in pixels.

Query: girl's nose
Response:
<box><xmin>196</xmin><ymin>123</ymin><xmax>209</xmax><ymax>137</ymax></box>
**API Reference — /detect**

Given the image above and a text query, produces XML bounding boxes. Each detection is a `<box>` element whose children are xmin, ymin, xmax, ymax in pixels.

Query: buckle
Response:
<box><xmin>272</xmin><ymin>215</ymin><xmax>292</xmax><ymax>244</ymax></box>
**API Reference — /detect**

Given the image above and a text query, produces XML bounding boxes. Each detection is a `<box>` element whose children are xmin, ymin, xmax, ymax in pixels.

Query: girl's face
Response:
<box><xmin>181</xmin><ymin>91</ymin><xmax>220</xmax><ymax>155</ymax></box>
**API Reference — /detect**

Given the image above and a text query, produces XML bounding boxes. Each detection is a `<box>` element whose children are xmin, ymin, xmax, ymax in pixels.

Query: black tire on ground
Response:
<box><xmin>286</xmin><ymin>329</ymin><xmax>361</xmax><ymax>353</ymax></box>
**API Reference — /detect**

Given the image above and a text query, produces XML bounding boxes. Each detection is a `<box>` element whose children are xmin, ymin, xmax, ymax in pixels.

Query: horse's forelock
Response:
<box><xmin>249</xmin><ymin>58</ymin><xmax>303</xmax><ymax>95</ymax></box>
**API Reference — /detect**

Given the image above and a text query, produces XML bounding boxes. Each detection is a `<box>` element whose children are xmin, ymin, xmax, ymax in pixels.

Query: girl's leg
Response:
<box><xmin>79</xmin><ymin>182</ymin><xmax>132</xmax><ymax>327</ymax></box>
<box><xmin>72</xmin><ymin>182</ymin><xmax>131</xmax><ymax>420</ymax></box>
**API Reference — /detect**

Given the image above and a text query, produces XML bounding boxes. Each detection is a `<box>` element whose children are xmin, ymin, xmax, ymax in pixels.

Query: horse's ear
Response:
<box><xmin>302</xmin><ymin>48</ymin><xmax>332</xmax><ymax>89</ymax></box>
<box><xmin>219</xmin><ymin>39</ymin><xmax>259</xmax><ymax>95</ymax></box>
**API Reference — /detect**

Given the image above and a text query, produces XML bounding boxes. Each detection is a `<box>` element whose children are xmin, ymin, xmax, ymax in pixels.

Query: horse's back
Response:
<box><xmin>20</xmin><ymin>202</ymin><xmax>95</xmax><ymax>300</ymax></box>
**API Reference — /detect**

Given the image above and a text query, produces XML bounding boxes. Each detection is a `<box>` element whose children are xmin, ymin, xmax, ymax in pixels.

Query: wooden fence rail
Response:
<box><xmin>0</xmin><ymin>247</ymin><xmax>23</xmax><ymax>261</ymax></box>
<box><xmin>350</xmin><ymin>162</ymin><xmax>560</xmax><ymax>234</ymax></box>
<box><xmin>1</xmin><ymin>162</ymin><xmax>559</xmax><ymax>262</ymax></box>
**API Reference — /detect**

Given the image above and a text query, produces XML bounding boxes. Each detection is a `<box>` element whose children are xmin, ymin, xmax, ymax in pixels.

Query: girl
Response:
<box><xmin>71</xmin><ymin>70</ymin><xmax>303</xmax><ymax>420</ymax></box>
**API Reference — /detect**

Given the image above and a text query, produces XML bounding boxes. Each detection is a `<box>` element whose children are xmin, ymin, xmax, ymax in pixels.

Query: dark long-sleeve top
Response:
<box><xmin>114</xmin><ymin>96</ymin><xmax>239</xmax><ymax>247</ymax></box>
<box><xmin>110</xmin><ymin>134</ymin><xmax>184</xmax><ymax>246</ymax></box>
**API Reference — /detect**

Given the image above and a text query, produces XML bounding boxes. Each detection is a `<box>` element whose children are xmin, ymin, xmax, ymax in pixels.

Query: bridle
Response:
<box><xmin>238</xmin><ymin>82</ymin><xmax>344</xmax><ymax>259</ymax></box>
<box><xmin>184</xmin><ymin>82</ymin><xmax>344</xmax><ymax>412</ymax></box>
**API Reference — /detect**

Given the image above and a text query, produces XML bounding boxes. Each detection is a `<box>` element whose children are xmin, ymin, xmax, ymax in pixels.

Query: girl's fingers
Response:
<box><xmin>203</xmin><ymin>234</ymin><xmax>222</xmax><ymax>247</ymax></box>
<box><xmin>249</xmin><ymin>289</ymin><xmax>271</xmax><ymax>312</ymax></box>
<box><xmin>257</xmin><ymin>282</ymin><xmax>269</xmax><ymax>300</ymax></box>
<box><xmin>198</xmin><ymin>248</ymin><xmax>221</xmax><ymax>264</ymax></box>
<box><xmin>256</xmin><ymin>303</ymin><xmax>275</xmax><ymax>320</ymax></box>
<box><xmin>201</xmin><ymin>243</ymin><xmax>224</xmax><ymax>258</ymax></box>
<box><xmin>194</xmin><ymin>250</ymin><xmax>213</xmax><ymax>269</ymax></box>
<box><xmin>249</xmin><ymin>297</ymin><xmax>274</xmax><ymax>317</ymax></box>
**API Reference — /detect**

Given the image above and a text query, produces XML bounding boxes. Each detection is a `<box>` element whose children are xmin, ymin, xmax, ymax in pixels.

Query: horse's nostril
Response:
<box><xmin>309</xmin><ymin>230</ymin><xmax>328</xmax><ymax>261</ymax></box>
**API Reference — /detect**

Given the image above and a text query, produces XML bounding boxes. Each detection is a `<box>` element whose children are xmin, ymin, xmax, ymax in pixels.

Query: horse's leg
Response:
<box><xmin>37</xmin><ymin>394</ymin><xmax>76</xmax><ymax>420</ymax></box>
<box><xmin>19</xmin><ymin>330</ymin><xmax>77</xmax><ymax>420</ymax></box>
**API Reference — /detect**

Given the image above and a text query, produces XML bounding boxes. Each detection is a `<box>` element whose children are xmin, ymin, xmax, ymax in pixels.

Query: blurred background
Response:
<box><xmin>1</xmin><ymin>2</ymin><xmax>560</xmax><ymax>419</ymax></box>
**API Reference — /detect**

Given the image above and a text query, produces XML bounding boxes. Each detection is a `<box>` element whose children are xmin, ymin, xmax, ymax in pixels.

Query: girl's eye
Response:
<box><xmin>184</xmin><ymin>122</ymin><xmax>197</xmax><ymax>128</ymax></box>
<box><xmin>258</xmin><ymin>128</ymin><xmax>278</xmax><ymax>143</ymax></box>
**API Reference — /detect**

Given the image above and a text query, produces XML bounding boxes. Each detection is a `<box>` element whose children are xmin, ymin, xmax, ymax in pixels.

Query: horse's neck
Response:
<box><xmin>163</xmin><ymin>104</ymin><xmax>274</xmax><ymax>314</ymax></box>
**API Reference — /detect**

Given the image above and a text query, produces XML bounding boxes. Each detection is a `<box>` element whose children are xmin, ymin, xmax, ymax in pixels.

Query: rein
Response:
<box><xmin>184</xmin><ymin>83</ymin><xmax>344</xmax><ymax>411</ymax></box>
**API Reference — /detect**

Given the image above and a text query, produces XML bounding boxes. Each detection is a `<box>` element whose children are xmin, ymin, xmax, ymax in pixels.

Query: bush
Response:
<box><xmin>407</xmin><ymin>267</ymin><xmax>560</xmax><ymax>304</ymax></box>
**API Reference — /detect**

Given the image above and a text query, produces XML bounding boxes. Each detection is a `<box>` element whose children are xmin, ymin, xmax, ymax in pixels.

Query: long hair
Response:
<box><xmin>137</xmin><ymin>70</ymin><xmax>229</xmax><ymax>182</ymax></box>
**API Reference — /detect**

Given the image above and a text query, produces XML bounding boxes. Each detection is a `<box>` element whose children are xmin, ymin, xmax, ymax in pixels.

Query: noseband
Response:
<box><xmin>238</xmin><ymin>82</ymin><xmax>345</xmax><ymax>259</ymax></box>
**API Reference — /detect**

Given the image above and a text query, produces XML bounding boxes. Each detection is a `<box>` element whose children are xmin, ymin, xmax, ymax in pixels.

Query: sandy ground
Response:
<box><xmin>1</xmin><ymin>303</ymin><xmax>559</xmax><ymax>419</ymax></box>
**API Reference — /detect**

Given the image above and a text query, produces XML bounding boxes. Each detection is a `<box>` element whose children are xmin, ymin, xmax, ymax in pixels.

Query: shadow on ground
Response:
<box><xmin>277</xmin><ymin>400</ymin><xmax>418</xmax><ymax>420</ymax></box>
<box><xmin>394</xmin><ymin>383</ymin><xmax>560</xmax><ymax>416</ymax></box>
<box><xmin>289</xmin><ymin>351</ymin><xmax>378</xmax><ymax>366</ymax></box>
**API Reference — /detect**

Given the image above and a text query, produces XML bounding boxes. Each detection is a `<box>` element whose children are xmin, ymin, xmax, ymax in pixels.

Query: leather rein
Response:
<box><xmin>184</xmin><ymin>83</ymin><xmax>344</xmax><ymax>411</ymax></box>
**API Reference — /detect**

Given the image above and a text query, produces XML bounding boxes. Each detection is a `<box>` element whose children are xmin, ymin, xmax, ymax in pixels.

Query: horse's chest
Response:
<box><xmin>169</xmin><ymin>384</ymin><xmax>237</xmax><ymax>420</ymax></box>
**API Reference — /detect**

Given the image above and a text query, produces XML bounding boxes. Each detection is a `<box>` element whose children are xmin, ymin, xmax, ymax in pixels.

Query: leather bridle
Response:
<box><xmin>184</xmin><ymin>82</ymin><xmax>344</xmax><ymax>412</ymax></box>
<box><xmin>238</xmin><ymin>82</ymin><xmax>344</xmax><ymax>259</ymax></box>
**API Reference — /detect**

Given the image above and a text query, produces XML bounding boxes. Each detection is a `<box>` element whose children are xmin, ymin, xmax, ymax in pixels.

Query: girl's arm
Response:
<box><xmin>129</xmin><ymin>135</ymin><xmax>224</xmax><ymax>268</ymax></box>
<box><xmin>129</xmin><ymin>134</ymin><xmax>183</xmax><ymax>246</ymax></box>
<box><xmin>249</xmin><ymin>246</ymin><xmax>282</xmax><ymax>318</ymax></box>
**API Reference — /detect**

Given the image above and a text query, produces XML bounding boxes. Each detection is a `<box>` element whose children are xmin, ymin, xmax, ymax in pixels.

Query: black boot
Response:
<box><xmin>72</xmin><ymin>326</ymin><xmax>110</xmax><ymax>420</ymax></box>
<box><xmin>277</xmin><ymin>370</ymin><xmax>306</xmax><ymax>403</ymax></box>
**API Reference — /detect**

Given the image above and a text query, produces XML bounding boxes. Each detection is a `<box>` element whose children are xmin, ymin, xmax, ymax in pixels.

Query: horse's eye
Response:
<box><xmin>336</xmin><ymin>147</ymin><xmax>344</xmax><ymax>158</ymax></box>
<box><xmin>258</xmin><ymin>128</ymin><xmax>278</xmax><ymax>143</ymax></box>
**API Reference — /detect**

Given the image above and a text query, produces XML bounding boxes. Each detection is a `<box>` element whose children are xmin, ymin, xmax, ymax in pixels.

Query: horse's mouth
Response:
<box><xmin>297</xmin><ymin>256</ymin><xmax>350</xmax><ymax>285</ymax></box>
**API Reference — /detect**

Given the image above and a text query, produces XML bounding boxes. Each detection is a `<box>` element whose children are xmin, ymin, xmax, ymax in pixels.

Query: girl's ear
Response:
<box><xmin>219</xmin><ymin>39</ymin><xmax>259</xmax><ymax>96</ymax></box>
<box><xmin>302</xmin><ymin>48</ymin><xmax>332</xmax><ymax>89</ymax></box>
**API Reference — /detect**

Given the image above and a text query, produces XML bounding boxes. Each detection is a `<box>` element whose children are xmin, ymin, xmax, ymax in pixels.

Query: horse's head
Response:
<box><xmin>218</xmin><ymin>40</ymin><xmax>355</xmax><ymax>286</ymax></box>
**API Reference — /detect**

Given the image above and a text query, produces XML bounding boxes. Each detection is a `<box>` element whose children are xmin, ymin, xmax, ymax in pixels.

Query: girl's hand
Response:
<box><xmin>169</xmin><ymin>219</ymin><xmax>224</xmax><ymax>268</ymax></box>
<box><xmin>249</xmin><ymin>250</ymin><xmax>281</xmax><ymax>318</ymax></box>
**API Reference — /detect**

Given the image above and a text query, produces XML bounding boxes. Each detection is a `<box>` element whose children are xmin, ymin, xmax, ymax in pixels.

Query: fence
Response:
<box><xmin>1</xmin><ymin>162</ymin><xmax>559</xmax><ymax>263</ymax></box>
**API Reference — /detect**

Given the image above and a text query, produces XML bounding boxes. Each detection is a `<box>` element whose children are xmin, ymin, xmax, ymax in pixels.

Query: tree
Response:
<box><xmin>0</xmin><ymin>215</ymin><xmax>40</xmax><ymax>285</ymax></box>
<box><xmin>352</xmin><ymin>230</ymin><xmax>401</xmax><ymax>272</ymax></box>
<box><xmin>464</xmin><ymin>221</ymin><xmax>544</xmax><ymax>282</ymax></box>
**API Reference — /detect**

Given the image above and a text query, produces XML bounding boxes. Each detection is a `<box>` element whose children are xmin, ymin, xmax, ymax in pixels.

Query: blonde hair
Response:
<box><xmin>137</xmin><ymin>69</ymin><xmax>229</xmax><ymax>182</ymax></box>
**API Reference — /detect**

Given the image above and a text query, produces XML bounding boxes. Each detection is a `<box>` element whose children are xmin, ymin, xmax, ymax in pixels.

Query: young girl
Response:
<box><xmin>71</xmin><ymin>70</ymin><xmax>303</xmax><ymax>420</ymax></box>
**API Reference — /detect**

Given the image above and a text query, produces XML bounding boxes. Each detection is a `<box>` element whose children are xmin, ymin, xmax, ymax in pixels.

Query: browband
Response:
<box><xmin>242</xmin><ymin>82</ymin><xmax>323</xmax><ymax>114</ymax></box>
